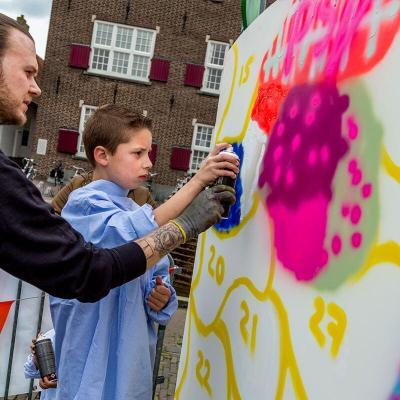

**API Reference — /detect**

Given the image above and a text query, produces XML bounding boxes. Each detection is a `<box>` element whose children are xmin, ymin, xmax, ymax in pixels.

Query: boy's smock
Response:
<box><xmin>50</xmin><ymin>180</ymin><xmax>177</xmax><ymax>400</ymax></box>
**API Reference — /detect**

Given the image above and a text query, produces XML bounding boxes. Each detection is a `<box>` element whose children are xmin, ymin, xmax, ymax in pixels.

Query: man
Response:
<box><xmin>0</xmin><ymin>13</ymin><xmax>237</xmax><ymax>302</ymax></box>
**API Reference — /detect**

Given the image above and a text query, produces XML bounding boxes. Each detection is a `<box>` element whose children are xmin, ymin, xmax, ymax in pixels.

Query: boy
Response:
<box><xmin>50</xmin><ymin>105</ymin><xmax>239</xmax><ymax>400</ymax></box>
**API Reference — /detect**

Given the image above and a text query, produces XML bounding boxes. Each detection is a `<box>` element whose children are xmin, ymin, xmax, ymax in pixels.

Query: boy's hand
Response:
<box><xmin>31</xmin><ymin>338</ymin><xmax>38</xmax><ymax>368</ymax></box>
<box><xmin>147</xmin><ymin>276</ymin><xmax>171</xmax><ymax>311</ymax></box>
<box><xmin>192</xmin><ymin>143</ymin><xmax>239</xmax><ymax>189</ymax></box>
<box><xmin>39</xmin><ymin>376</ymin><xmax>57</xmax><ymax>389</ymax></box>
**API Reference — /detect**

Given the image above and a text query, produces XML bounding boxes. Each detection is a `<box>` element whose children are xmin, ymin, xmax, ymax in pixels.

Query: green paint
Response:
<box><xmin>314</xmin><ymin>82</ymin><xmax>382</xmax><ymax>290</ymax></box>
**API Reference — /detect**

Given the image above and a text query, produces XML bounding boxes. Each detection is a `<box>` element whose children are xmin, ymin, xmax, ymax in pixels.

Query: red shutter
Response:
<box><xmin>170</xmin><ymin>147</ymin><xmax>191</xmax><ymax>170</ymax></box>
<box><xmin>69</xmin><ymin>44</ymin><xmax>91</xmax><ymax>69</ymax></box>
<box><xmin>149</xmin><ymin>59</ymin><xmax>170</xmax><ymax>82</ymax></box>
<box><xmin>150</xmin><ymin>143</ymin><xmax>158</xmax><ymax>165</ymax></box>
<box><xmin>57</xmin><ymin>129</ymin><xmax>80</xmax><ymax>154</ymax></box>
<box><xmin>184</xmin><ymin>64</ymin><xmax>205</xmax><ymax>88</ymax></box>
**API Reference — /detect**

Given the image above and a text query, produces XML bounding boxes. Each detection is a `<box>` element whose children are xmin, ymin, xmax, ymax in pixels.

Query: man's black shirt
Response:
<box><xmin>0</xmin><ymin>151</ymin><xmax>146</xmax><ymax>302</ymax></box>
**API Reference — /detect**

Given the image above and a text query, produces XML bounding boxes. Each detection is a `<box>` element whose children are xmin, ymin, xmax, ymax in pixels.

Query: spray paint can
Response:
<box><xmin>35</xmin><ymin>336</ymin><xmax>57</xmax><ymax>381</ymax></box>
<box><xmin>215</xmin><ymin>147</ymin><xmax>239</xmax><ymax>219</ymax></box>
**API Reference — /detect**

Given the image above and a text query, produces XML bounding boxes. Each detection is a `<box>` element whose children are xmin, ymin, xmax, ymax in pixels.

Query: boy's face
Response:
<box><xmin>106</xmin><ymin>128</ymin><xmax>153</xmax><ymax>190</ymax></box>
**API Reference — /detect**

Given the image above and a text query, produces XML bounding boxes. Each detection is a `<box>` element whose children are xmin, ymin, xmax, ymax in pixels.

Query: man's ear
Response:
<box><xmin>93</xmin><ymin>146</ymin><xmax>109</xmax><ymax>166</ymax></box>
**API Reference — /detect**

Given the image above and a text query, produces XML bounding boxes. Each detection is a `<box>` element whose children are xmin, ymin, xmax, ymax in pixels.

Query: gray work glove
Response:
<box><xmin>172</xmin><ymin>185</ymin><xmax>236</xmax><ymax>241</ymax></box>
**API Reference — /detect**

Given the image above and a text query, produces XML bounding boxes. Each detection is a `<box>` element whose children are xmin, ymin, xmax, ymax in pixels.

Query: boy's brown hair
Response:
<box><xmin>83</xmin><ymin>104</ymin><xmax>152</xmax><ymax>166</ymax></box>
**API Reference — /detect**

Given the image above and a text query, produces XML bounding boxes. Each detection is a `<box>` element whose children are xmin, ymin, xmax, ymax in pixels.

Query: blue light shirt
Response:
<box><xmin>50</xmin><ymin>180</ymin><xmax>177</xmax><ymax>400</ymax></box>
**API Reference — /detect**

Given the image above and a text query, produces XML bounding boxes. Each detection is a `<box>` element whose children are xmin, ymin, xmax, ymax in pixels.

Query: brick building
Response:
<box><xmin>32</xmin><ymin>0</ymin><xmax>242</xmax><ymax>200</ymax></box>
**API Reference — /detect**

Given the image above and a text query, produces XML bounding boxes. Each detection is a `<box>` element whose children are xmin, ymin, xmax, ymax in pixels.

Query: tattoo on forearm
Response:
<box><xmin>136</xmin><ymin>238</ymin><xmax>155</xmax><ymax>260</ymax></box>
<box><xmin>152</xmin><ymin>224</ymin><xmax>183</xmax><ymax>256</ymax></box>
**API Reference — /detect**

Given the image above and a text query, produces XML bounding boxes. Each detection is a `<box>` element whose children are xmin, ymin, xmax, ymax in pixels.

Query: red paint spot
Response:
<box><xmin>348</xmin><ymin>159</ymin><xmax>358</xmax><ymax>173</ymax></box>
<box><xmin>347</xmin><ymin>116</ymin><xmax>359</xmax><ymax>140</ymax></box>
<box><xmin>320</xmin><ymin>145</ymin><xmax>330</xmax><ymax>163</ymax></box>
<box><xmin>291</xmin><ymin>133</ymin><xmax>301</xmax><ymax>151</ymax></box>
<box><xmin>308</xmin><ymin>148</ymin><xmax>318</xmax><ymax>165</ymax></box>
<box><xmin>305</xmin><ymin>111</ymin><xmax>315</xmax><ymax>125</ymax></box>
<box><xmin>351</xmin><ymin>169</ymin><xmax>363</xmax><ymax>186</ymax></box>
<box><xmin>362</xmin><ymin>183</ymin><xmax>372</xmax><ymax>198</ymax></box>
<box><xmin>341</xmin><ymin>204</ymin><xmax>350</xmax><ymax>218</ymax></box>
<box><xmin>274</xmin><ymin>146</ymin><xmax>283</xmax><ymax>161</ymax></box>
<box><xmin>351</xmin><ymin>232</ymin><xmax>363</xmax><ymax>248</ymax></box>
<box><xmin>350</xmin><ymin>205</ymin><xmax>362</xmax><ymax>225</ymax></box>
<box><xmin>290</xmin><ymin>104</ymin><xmax>298</xmax><ymax>119</ymax></box>
<box><xmin>311</xmin><ymin>93</ymin><xmax>321</xmax><ymax>108</ymax></box>
<box><xmin>273</xmin><ymin>165</ymin><xmax>282</xmax><ymax>183</ymax></box>
<box><xmin>0</xmin><ymin>301</ymin><xmax>13</xmax><ymax>334</ymax></box>
<box><xmin>286</xmin><ymin>168</ymin><xmax>295</xmax><ymax>186</ymax></box>
<box><xmin>331</xmin><ymin>235</ymin><xmax>342</xmax><ymax>255</ymax></box>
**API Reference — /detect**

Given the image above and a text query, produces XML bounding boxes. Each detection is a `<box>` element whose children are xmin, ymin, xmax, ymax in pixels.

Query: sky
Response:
<box><xmin>0</xmin><ymin>0</ymin><xmax>52</xmax><ymax>58</ymax></box>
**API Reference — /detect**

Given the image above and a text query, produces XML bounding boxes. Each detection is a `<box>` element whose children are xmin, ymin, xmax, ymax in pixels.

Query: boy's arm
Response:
<box><xmin>153</xmin><ymin>143</ymin><xmax>239</xmax><ymax>226</ymax></box>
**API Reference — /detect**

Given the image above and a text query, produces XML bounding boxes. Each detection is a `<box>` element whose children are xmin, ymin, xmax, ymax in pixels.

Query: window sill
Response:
<box><xmin>198</xmin><ymin>89</ymin><xmax>220</xmax><ymax>98</ymax></box>
<box><xmin>84</xmin><ymin>71</ymin><xmax>152</xmax><ymax>86</ymax></box>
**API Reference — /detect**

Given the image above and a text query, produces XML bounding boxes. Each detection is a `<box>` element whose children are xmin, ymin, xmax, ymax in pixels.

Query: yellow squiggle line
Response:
<box><xmin>382</xmin><ymin>147</ymin><xmax>400</xmax><ymax>183</ymax></box>
<box><xmin>216</xmin><ymin>44</ymin><xmax>238</xmax><ymax>142</ymax></box>
<box><xmin>352</xmin><ymin>241</ymin><xmax>400</xmax><ymax>282</ymax></box>
<box><xmin>239</xmin><ymin>55</ymin><xmax>255</xmax><ymax>86</ymax></box>
<box><xmin>177</xmin><ymin>226</ymin><xmax>307</xmax><ymax>399</ymax></box>
<box><xmin>221</xmin><ymin>81</ymin><xmax>260</xmax><ymax>144</ymax></box>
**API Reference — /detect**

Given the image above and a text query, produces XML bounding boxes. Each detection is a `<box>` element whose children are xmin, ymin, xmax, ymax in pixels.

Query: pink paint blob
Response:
<box><xmin>331</xmin><ymin>235</ymin><xmax>342</xmax><ymax>255</ymax></box>
<box><xmin>341</xmin><ymin>204</ymin><xmax>350</xmax><ymax>218</ymax></box>
<box><xmin>351</xmin><ymin>169</ymin><xmax>363</xmax><ymax>186</ymax></box>
<box><xmin>273</xmin><ymin>165</ymin><xmax>282</xmax><ymax>184</ymax></box>
<box><xmin>277</xmin><ymin>122</ymin><xmax>285</xmax><ymax>137</ymax></box>
<box><xmin>348</xmin><ymin>159</ymin><xmax>358</xmax><ymax>173</ymax></box>
<box><xmin>350</xmin><ymin>205</ymin><xmax>362</xmax><ymax>225</ymax></box>
<box><xmin>286</xmin><ymin>168</ymin><xmax>295</xmax><ymax>186</ymax></box>
<box><xmin>291</xmin><ymin>134</ymin><xmax>301</xmax><ymax>151</ymax></box>
<box><xmin>290</xmin><ymin>104</ymin><xmax>298</xmax><ymax>119</ymax></box>
<box><xmin>311</xmin><ymin>93</ymin><xmax>321</xmax><ymax>108</ymax></box>
<box><xmin>347</xmin><ymin>116</ymin><xmax>359</xmax><ymax>140</ymax></box>
<box><xmin>351</xmin><ymin>232</ymin><xmax>363</xmax><ymax>248</ymax></box>
<box><xmin>308</xmin><ymin>148</ymin><xmax>318</xmax><ymax>165</ymax></box>
<box><xmin>320</xmin><ymin>145</ymin><xmax>330</xmax><ymax>163</ymax></box>
<box><xmin>305</xmin><ymin>111</ymin><xmax>315</xmax><ymax>126</ymax></box>
<box><xmin>274</xmin><ymin>146</ymin><xmax>283</xmax><ymax>161</ymax></box>
<box><xmin>362</xmin><ymin>183</ymin><xmax>372</xmax><ymax>198</ymax></box>
<box><xmin>268</xmin><ymin>194</ymin><xmax>330</xmax><ymax>281</ymax></box>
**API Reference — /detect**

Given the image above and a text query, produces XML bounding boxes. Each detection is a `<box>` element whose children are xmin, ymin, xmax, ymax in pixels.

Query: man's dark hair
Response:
<box><xmin>0</xmin><ymin>13</ymin><xmax>34</xmax><ymax>59</ymax></box>
<box><xmin>83</xmin><ymin>104</ymin><xmax>153</xmax><ymax>166</ymax></box>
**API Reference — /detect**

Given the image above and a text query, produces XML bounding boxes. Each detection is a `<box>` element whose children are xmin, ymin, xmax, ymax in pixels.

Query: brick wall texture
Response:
<box><xmin>32</xmin><ymin>0</ymin><xmax>242</xmax><ymax>186</ymax></box>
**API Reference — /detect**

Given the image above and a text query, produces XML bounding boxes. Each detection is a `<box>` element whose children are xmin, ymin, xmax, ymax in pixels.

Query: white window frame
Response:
<box><xmin>76</xmin><ymin>105</ymin><xmax>98</xmax><ymax>158</ymax></box>
<box><xmin>189</xmin><ymin>123</ymin><xmax>216</xmax><ymax>173</ymax></box>
<box><xmin>201</xmin><ymin>40</ymin><xmax>229</xmax><ymax>95</ymax></box>
<box><xmin>88</xmin><ymin>20</ymin><xmax>156</xmax><ymax>83</ymax></box>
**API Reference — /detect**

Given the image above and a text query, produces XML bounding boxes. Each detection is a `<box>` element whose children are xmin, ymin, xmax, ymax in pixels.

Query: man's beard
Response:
<box><xmin>0</xmin><ymin>72</ymin><xmax>25</xmax><ymax>126</ymax></box>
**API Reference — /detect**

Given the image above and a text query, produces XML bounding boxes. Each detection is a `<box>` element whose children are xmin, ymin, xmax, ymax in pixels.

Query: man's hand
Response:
<box><xmin>39</xmin><ymin>376</ymin><xmax>57</xmax><ymax>389</ymax></box>
<box><xmin>147</xmin><ymin>276</ymin><xmax>171</xmax><ymax>311</ymax></box>
<box><xmin>30</xmin><ymin>338</ymin><xmax>38</xmax><ymax>368</ymax></box>
<box><xmin>192</xmin><ymin>143</ymin><xmax>239</xmax><ymax>188</ymax></box>
<box><xmin>173</xmin><ymin>184</ymin><xmax>236</xmax><ymax>241</ymax></box>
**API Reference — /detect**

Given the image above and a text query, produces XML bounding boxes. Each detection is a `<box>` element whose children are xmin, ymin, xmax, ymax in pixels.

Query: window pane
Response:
<box><xmin>210</xmin><ymin>43</ymin><xmax>227</xmax><ymax>66</ymax></box>
<box><xmin>205</xmin><ymin>67</ymin><xmax>222</xmax><ymax>91</ymax></box>
<box><xmin>131</xmin><ymin>54</ymin><xmax>149</xmax><ymax>78</ymax></box>
<box><xmin>92</xmin><ymin>48</ymin><xmax>110</xmax><ymax>71</ymax></box>
<box><xmin>116</xmin><ymin>26</ymin><xmax>133</xmax><ymax>49</ymax></box>
<box><xmin>135</xmin><ymin>30</ymin><xmax>153</xmax><ymax>53</ymax></box>
<box><xmin>191</xmin><ymin>150</ymin><xmax>210</xmax><ymax>171</ymax></box>
<box><xmin>79</xmin><ymin>108</ymin><xmax>96</xmax><ymax>154</ymax></box>
<box><xmin>112</xmin><ymin>51</ymin><xmax>129</xmax><ymax>74</ymax></box>
<box><xmin>95</xmin><ymin>23</ymin><xmax>113</xmax><ymax>46</ymax></box>
<box><xmin>195</xmin><ymin>125</ymin><xmax>213</xmax><ymax>148</ymax></box>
